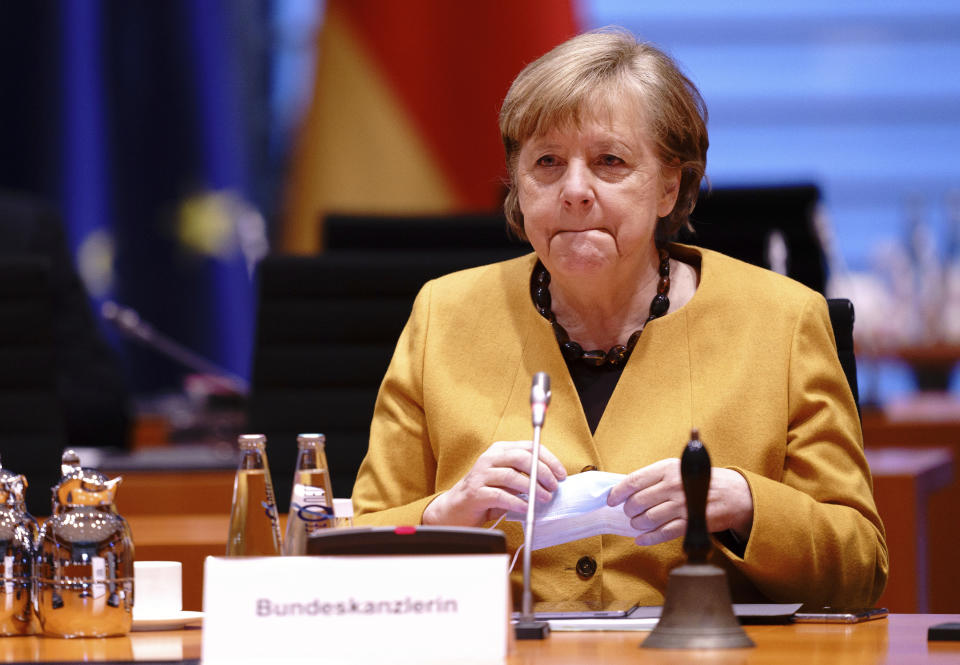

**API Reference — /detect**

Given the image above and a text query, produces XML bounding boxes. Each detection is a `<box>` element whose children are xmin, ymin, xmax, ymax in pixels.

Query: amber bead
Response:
<box><xmin>561</xmin><ymin>341</ymin><xmax>583</xmax><ymax>359</ymax></box>
<box><xmin>535</xmin><ymin>285</ymin><xmax>551</xmax><ymax>311</ymax></box>
<box><xmin>658</xmin><ymin>250</ymin><xmax>670</xmax><ymax>277</ymax></box>
<box><xmin>606</xmin><ymin>345</ymin><xmax>628</xmax><ymax>365</ymax></box>
<box><xmin>535</xmin><ymin>264</ymin><xmax>550</xmax><ymax>285</ymax></box>
<box><xmin>657</xmin><ymin>276</ymin><xmax>670</xmax><ymax>294</ymax></box>
<box><xmin>582</xmin><ymin>349</ymin><xmax>607</xmax><ymax>366</ymax></box>
<box><xmin>650</xmin><ymin>294</ymin><xmax>669</xmax><ymax>317</ymax></box>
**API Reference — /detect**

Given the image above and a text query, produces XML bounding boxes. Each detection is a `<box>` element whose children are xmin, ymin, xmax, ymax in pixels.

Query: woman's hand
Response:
<box><xmin>422</xmin><ymin>440</ymin><xmax>567</xmax><ymax>527</ymax></box>
<box><xmin>606</xmin><ymin>459</ymin><xmax>754</xmax><ymax>546</ymax></box>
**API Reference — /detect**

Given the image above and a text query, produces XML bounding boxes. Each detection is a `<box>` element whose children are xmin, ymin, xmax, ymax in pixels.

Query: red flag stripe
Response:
<box><xmin>340</xmin><ymin>0</ymin><xmax>579</xmax><ymax>210</ymax></box>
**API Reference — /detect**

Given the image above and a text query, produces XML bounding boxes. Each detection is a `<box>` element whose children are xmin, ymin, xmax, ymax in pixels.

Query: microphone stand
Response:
<box><xmin>101</xmin><ymin>300</ymin><xmax>249</xmax><ymax>395</ymax></box>
<box><xmin>515</xmin><ymin>371</ymin><xmax>551</xmax><ymax>640</ymax></box>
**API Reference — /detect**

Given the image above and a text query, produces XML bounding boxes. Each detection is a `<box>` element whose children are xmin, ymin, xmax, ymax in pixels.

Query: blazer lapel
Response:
<box><xmin>489</xmin><ymin>260</ymin><xmax>597</xmax><ymax>469</ymax></box>
<box><xmin>593</xmin><ymin>306</ymin><xmax>695</xmax><ymax>472</ymax></box>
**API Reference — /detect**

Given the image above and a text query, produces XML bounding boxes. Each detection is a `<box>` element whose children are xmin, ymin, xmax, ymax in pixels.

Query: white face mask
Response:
<box><xmin>505</xmin><ymin>471</ymin><xmax>639</xmax><ymax>551</ymax></box>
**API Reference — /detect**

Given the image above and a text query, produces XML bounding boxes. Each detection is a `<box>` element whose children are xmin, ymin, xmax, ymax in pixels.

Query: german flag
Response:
<box><xmin>281</xmin><ymin>0</ymin><xmax>578</xmax><ymax>253</ymax></box>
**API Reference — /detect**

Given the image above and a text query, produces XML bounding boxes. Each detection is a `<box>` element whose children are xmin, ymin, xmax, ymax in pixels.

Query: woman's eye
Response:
<box><xmin>598</xmin><ymin>154</ymin><xmax>624</xmax><ymax>166</ymax></box>
<box><xmin>536</xmin><ymin>155</ymin><xmax>558</xmax><ymax>167</ymax></box>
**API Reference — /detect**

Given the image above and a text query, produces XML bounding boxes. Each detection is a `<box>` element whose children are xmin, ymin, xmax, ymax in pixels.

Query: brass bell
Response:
<box><xmin>641</xmin><ymin>430</ymin><xmax>754</xmax><ymax>650</ymax></box>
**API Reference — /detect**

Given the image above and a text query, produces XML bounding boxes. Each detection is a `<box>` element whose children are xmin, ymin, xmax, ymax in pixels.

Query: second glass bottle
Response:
<box><xmin>283</xmin><ymin>433</ymin><xmax>335</xmax><ymax>555</ymax></box>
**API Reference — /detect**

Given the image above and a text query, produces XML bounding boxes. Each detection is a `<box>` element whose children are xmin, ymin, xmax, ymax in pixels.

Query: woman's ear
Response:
<box><xmin>657</xmin><ymin>166</ymin><xmax>681</xmax><ymax>218</ymax></box>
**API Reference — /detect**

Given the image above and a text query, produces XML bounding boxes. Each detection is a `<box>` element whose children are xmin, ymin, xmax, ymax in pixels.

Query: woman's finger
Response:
<box><xmin>491</xmin><ymin>440</ymin><xmax>566</xmax><ymax>481</ymax></box>
<box><xmin>497</xmin><ymin>446</ymin><xmax>564</xmax><ymax>492</ymax></box>
<box><xmin>474</xmin><ymin>484</ymin><xmax>530</xmax><ymax>516</ymax></box>
<box><xmin>622</xmin><ymin>476</ymin><xmax>687</xmax><ymax>518</ymax></box>
<box><xmin>635</xmin><ymin>518</ymin><xmax>686</xmax><ymax>547</ymax></box>
<box><xmin>607</xmin><ymin>458</ymin><xmax>678</xmax><ymax>506</ymax></box>
<box><xmin>629</xmin><ymin>499</ymin><xmax>682</xmax><ymax>532</ymax></box>
<box><xmin>536</xmin><ymin>443</ymin><xmax>568</xmax><ymax>482</ymax></box>
<box><xmin>483</xmin><ymin>466</ymin><xmax>553</xmax><ymax>503</ymax></box>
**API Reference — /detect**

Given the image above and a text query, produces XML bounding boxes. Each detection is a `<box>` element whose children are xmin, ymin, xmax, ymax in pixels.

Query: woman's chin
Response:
<box><xmin>547</xmin><ymin>252</ymin><xmax>616</xmax><ymax>280</ymax></box>
<box><xmin>545</xmin><ymin>234</ymin><xmax>618</xmax><ymax>276</ymax></box>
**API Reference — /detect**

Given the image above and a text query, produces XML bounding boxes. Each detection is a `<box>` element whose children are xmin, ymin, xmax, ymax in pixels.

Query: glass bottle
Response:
<box><xmin>226</xmin><ymin>434</ymin><xmax>282</xmax><ymax>556</ymax></box>
<box><xmin>282</xmin><ymin>433</ymin><xmax>335</xmax><ymax>555</ymax></box>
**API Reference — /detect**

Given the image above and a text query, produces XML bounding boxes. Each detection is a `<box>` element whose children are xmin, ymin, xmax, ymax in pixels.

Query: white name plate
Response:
<box><xmin>202</xmin><ymin>554</ymin><xmax>509</xmax><ymax>665</ymax></box>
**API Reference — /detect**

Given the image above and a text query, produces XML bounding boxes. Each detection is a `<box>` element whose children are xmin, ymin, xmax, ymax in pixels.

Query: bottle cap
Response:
<box><xmin>238</xmin><ymin>434</ymin><xmax>267</xmax><ymax>449</ymax></box>
<box><xmin>333</xmin><ymin>498</ymin><xmax>353</xmax><ymax>519</ymax></box>
<box><xmin>296</xmin><ymin>433</ymin><xmax>326</xmax><ymax>447</ymax></box>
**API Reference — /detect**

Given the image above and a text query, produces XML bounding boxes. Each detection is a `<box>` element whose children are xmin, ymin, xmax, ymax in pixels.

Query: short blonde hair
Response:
<box><xmin>499</xmin><ymin>28</ymin><xmax>708</xmax><ymax>243</ymax></box>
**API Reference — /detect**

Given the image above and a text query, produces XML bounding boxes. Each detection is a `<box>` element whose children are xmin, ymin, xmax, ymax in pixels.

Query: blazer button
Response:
<box><xmin>576</xmin><ymin>556</ymin><xmax>597</xmax><ymax>579</ymax></box>
<box><xmin>580</xmin><ymin>465</ymin><xmax>598</xmax><ymax>473</ymax></box>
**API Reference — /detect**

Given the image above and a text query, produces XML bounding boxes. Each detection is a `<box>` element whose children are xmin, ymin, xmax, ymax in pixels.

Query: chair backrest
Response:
<box><xmin>826</xmin><ymin>297</ymin><xmax>860</xmax><ymax>416</ymax></box>
<box><xmin>248</xmin><ymin>246</ymin><xmax>527</xmax><ymax>508</ymax></box>
<box><xmin>679</xmin><ymin>183</ymin><xmax>826</xmax><ymax>293</ymax></box>
<box><xmin>0</xmin><ymin>193</ymin><xmax>130</xmax><ymax>515</ymax></box>
<box><xmin>0</xmin><ymin>257</ymin><xmax>66</xmax><ymax>514</ymax></box>
<box><xmin>324</xmin><ymin>212</ymin><xmax>525</xmax><ymax>251</ymax></box>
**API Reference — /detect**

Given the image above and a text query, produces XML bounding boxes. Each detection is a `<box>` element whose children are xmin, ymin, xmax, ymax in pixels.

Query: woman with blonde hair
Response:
<box><xmin>352</xmin><ymin>28</ymin><xmax>887</xmax><ymax>609</ymax></box>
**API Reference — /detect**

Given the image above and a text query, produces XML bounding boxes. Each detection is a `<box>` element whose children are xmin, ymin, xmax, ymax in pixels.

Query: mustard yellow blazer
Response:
<box><xmin>352</xmin><ymin>245</ymin><xmax>888</xmax><ymax>608</ymax></box>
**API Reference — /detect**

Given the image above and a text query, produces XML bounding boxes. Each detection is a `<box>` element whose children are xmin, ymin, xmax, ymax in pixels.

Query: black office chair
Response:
<box><xmin>248</xmin><ymin>240</ymin><xmax>528</xmax><ymax>508</ymax></box>
<box><xmin>827</xmin><ymin>298</ymin><xmax>860</xmax><ymax>416</ymax></box>
<box><xmin>679</xmin><ymin>183</ymin><xmax>826</xmax><ymax>293</ymax></box>
<box><xmin>0</xmin><ymin>258</ymin><xmax>65</xmax><ymax>514</ymax></box>
<box><xmin>0</xmin><ymin>193</ymin><xmax>130</xmax><ymax>515</ymax></box>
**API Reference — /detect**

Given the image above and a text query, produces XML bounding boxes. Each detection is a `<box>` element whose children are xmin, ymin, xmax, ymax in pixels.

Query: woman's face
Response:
<box><xmin>516</xmin><ymin>103</ymin><xmax>680</xmax><ymax>283</ymax></box>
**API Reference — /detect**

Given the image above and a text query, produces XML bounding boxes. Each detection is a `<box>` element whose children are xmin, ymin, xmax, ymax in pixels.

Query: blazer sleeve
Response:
<box><xmin>721</xmin><ymin>293</ymin><xmax>889</xmax><ymax>607</ymax></box>
<box><xmin>352</xmin><ymin>281</ymin><xmax>442</xmax><ymax>526</ymax></box>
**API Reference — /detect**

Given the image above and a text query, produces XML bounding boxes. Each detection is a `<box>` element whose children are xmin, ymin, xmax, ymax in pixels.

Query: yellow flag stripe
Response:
<box><xmin>281</xmin><ymin>6</ymin><xmax>457</xmax><ymax>253</ymax></box>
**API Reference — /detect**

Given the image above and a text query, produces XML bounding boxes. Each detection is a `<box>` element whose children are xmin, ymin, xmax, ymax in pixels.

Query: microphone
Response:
<box><xmin>516</xmin><ymin>371</ymin><xmax>551</xmax><ymax>640</ymax></box>
<box><xmin>101</xmin><ymin>300</ymin><xmax>249</xmax><ymax>395</ymax></box>
<box><xmin>530</xmin><ymin>372</ymin><xmax>550</xmax><ymax>428</ymax></box>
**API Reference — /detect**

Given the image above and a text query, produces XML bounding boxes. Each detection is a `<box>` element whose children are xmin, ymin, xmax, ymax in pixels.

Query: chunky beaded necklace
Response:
<box><xmin>530</xmin><ymin>248</ymin><xmax>671</xmax><ymax>368</ymax></box>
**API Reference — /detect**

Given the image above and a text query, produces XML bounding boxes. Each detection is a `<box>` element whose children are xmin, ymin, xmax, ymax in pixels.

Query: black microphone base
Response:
<box><xmin>515</xmin><ymin>620</ymin><xmax>550</xmax><ymax>640</ymax></box>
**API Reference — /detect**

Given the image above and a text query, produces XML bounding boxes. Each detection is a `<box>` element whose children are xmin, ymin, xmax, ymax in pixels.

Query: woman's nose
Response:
<box><xmin>560</xmin><ymin>161</ymin><xmax>594</xmax><ymax>210</ymax></box>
